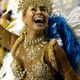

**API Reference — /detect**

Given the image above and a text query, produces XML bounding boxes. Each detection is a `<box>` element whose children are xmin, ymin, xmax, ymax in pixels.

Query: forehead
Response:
<box><xmin>28</xmin><ymin>1</ymin><xmax>47</xmax><ymax>8</ymax></box>
<box><xmin>28</xmin><ymin>5</ymin><xmax>47</xmax><ymax>8</ymax></box>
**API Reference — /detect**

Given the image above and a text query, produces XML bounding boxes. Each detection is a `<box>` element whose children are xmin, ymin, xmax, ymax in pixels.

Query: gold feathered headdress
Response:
<box><xmin>17</xmin><ymin>0</ymin><xmax>53</xmax><ymax>13</ymax></box>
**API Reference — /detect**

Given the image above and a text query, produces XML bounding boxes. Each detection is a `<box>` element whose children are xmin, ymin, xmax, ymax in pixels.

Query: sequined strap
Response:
<box><xmin>11</xmin><ymin>35</ymin><xmax>24</xmax><ymax>57</ymax></box>
<box><xmin>48</xmin><ymin>39</ymin><xmax>58</xmax><ymax>71</ymax></box>
<box><xmin>10</xmin><ymin>59</ymin><xmax>26</xmax><ymax>80</ymax></box>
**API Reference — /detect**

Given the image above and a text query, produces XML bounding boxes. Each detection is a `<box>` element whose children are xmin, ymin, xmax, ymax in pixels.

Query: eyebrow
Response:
<box><xmin>39</xmin><ymin>6</ymin><xmax>47</xmax><ymax>8</ymax></box>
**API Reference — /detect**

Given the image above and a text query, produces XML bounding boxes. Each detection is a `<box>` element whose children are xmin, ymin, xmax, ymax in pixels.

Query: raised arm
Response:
<box><xmin>0</xmin><ymin>25</ymin><xmax>19</xmax><ymax>51</ymax></box>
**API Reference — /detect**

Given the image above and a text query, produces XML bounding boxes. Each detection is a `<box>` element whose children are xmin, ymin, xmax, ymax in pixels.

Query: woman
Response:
<box><xmin>0</xmin><ymin>0</ymin><xmax>80</xmax><ymax>80</ymax></box>
<box><xmin>8</xmin><ymin>0</ymin><xmax>79</xmax><ymax>80</ymax></box>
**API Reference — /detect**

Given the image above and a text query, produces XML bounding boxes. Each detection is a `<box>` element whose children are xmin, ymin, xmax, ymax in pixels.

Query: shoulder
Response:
<box><xmin>48</xmin><ymin>39</ymin><xmax>57</xmax><ymax>48</ymax></box>
<box><xmin>44</xmin><ymin>39</ymin><xmax>58</xmax><ymax>70</ymax></box>
<box><xmin>47</xmin><ymin>38</ymin><xmax>66</xmax><ymax>63</ymax></box>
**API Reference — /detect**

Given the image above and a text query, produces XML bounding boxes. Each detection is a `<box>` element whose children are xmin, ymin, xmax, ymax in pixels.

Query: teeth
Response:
<box><xmin>35</xmin><ymin>18</ymin><xmax>43</xmax><ymax>21</ymax></box>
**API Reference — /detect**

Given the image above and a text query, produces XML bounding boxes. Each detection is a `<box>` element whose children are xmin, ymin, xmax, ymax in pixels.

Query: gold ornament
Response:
<box><xmin>48</xmin><ymin>39</ymin><xmax>58</xmax><ymax>71</ymax></box>
<box><xmin>10</xmin><ymin>60</ymin><xmax>26</xmax><ymax>80</ymax></box>
<box><xmin>11</xmin><ymin>35</ymin><xmax>24</xmax><ymax>57</ymax></box>
<box><xmin>24</xmin><ymin>33</ymin><xmax>46</xmax><ymax>60</ymax></box>
<box><xmin>17</xmin><ymin>0</ymin><xmax>53</xmax><ymax>13</ymax></box>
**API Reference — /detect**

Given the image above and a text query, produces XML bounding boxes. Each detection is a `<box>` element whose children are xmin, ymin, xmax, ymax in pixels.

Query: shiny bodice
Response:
<box><xmin>24</xmin><ymin>51</ymin><xmax>55</xmax><ymax>80</ymax></box>
<box><xmin>11</xmin><ymin>39</ymin><xmax>57</xmax><ymax>80</ymax></box>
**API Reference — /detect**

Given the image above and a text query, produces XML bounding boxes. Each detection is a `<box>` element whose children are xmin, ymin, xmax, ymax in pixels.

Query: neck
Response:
<box><xmin>26</xmin><ymin>29</ymin><xmax>44</xmax><ymax>40</ymax></box>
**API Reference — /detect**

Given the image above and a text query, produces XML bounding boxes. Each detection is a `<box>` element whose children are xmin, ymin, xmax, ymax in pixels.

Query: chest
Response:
<box><xmin>15</xmin><ymin>43</ymin><xmax>55</xmax><ymax>80</ymax></box>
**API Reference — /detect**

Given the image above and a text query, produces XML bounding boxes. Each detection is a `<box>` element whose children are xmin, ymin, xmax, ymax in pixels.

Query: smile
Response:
<box><xmin>34</xmin><ymin>17</ymin><xmax>45</xmax><ymax>24</ymax></box>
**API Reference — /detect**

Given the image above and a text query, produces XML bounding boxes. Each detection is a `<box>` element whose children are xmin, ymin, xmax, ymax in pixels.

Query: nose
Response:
<box><xmin>36</xmin><ymin>8</ymin><xmax>42</xmax><ymax>14</ymax></box>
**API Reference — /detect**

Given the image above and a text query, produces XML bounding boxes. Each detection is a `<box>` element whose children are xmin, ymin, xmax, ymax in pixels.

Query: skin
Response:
<box><xmin>23</xmin><ymin>5</ymin><xmax>48</xmax><ymax>39</ymax></box>
<box><xmin>14</xmin><ymin>4</ymin><xmax>79</xmax><ymax>80</ymax></box>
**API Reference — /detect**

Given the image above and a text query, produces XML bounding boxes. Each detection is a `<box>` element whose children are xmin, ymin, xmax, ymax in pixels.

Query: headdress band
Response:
<box><xmin>17</xmin><ymin>0</ymin><xmax>53</xmax><ymax>13</ymax></box>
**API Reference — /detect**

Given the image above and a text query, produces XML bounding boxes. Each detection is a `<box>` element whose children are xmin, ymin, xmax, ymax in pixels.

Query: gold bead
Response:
<box><xmin>17</xmin><ymin>0</ymin><xmax>53</xmax><ymax>13</ymax></box>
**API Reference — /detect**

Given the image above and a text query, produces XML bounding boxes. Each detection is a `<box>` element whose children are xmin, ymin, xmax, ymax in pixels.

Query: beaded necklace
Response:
<box><xmin>11</xmin><ymin>34</ymin><xmax>47</xmax><ymax>80</ymax></box>
<box><xmin>23</xmin><ymin>34</ymin><xmax>46</xmax><ymax>60</ymax></box>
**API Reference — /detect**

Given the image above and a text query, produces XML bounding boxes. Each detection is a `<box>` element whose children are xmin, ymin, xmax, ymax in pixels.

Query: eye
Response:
<box><xmin>31</xmin><ymin>7</ymin><xmax>36</xmax><ymax>11</ymax></box>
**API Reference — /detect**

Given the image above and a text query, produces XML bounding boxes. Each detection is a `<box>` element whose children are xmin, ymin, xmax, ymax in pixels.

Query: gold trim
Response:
<box><xmin>48</xmin><ymin>39</ymin><xmax>58</xmax><ymax>71</ymax></box>
<box><xmin>17</xmin><ymin>0</ymin><xmax>53</xmax><ymax>13</ymax></box>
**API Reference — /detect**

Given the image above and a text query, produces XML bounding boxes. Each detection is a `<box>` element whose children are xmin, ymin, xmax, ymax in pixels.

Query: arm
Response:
<box><xmin>0</xmin><ymin>25</ymin><xmax>3</xmax><ymax>44</ymax></box>
<box><xmin>0</xmin><ymin>25</ymin><xmax>19</xmax><ymax>50</ymax></box>
<box><xmin>54</xmin><ymin>42</ymin><xmax>79</xmax><ymax>80</ymax></box>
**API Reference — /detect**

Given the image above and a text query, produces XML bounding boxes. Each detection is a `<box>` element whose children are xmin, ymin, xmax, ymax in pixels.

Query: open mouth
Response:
<box><xmin>34</xmin><ymin>18</ymin><xmax>45</xmax><ymax>24</ymax></box>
